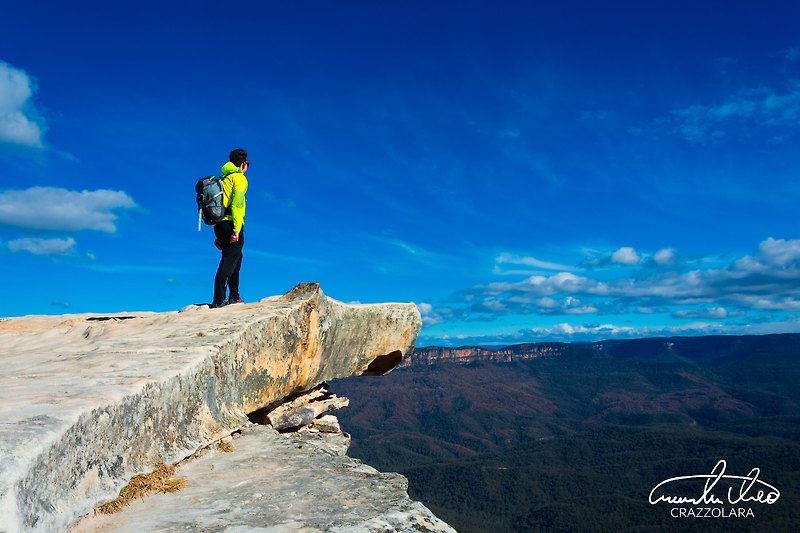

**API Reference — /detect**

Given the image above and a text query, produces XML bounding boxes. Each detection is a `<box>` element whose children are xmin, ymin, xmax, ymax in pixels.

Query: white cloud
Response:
<box><xmin>418</xmin><ymin>316</ymin><xmax>800</xmax><ymax>346</ymax></box>
<box><xmin>539</xmin><ymin>322</ymin><xmax>638</xmax><ymax>337</ymax></box>
<box><xmin>8</xmin><ymin>237</ymin><xmax>75</xmax><ymax>256</ymax></box>
<box><xmin>416</xmin><ymin>302</ymin><xmax>455</xmax><ymax>326</ymax></box>
<box><xmin>584</xmin><ymin>246</ymin><xmax>649</xmax><ymax>268</ymax></box>
<box><xmin>417</xmin><ymin>302</ymin><xmax>433</xmax><ymax>315</ymax></box>
<box><xmin>536</xmin><ymin>297</ymin><xmax>558</xmax><ymax>308</ymax></box>
<box><xmin>496</xmin><ymin>252</ymin><xmax>576</xmax><ymax>272</ymax></box>
<box><xmin>611</xmin><ymin>247</ymin><xmax>640</xmax><ymax>265</ymax></box>
<box><xmin>672</xmin><ymin>307</ymin><xmax>737</xmax><ymax>319</ymax></box>
<box><xmin>433</xmin><ymin>237</ymin><xmax>800</xmax><ymax>327</ymax></box>
<box><xmin>0</xmin><ymin>61</ymin><xmax>45</xmax><ymax>147</ymax></box>
<box><xmin>532</xmin><ymin>296</ymin><xmax>598</xmax><ymax>315</ymax></box>
<box><xmin>740</xmin><ymin>237</ymin><xmax>800</xmax><ymax>268</ymax></box>
<box><xmin>486</xmin><ymin>238</ymin><xmax>800</xmax><ymax>309</ymax></box>
<box><xmin>487</xmin><ymin>272</ymin><xmax>596</xmax><ymax>297</ymax></box>
<box><xmin>0</xmin><ymin>187</ymin><xmax>136</xmax><ymax>232</ymax></box>
<box><xmin>652</xmin><ymin>248</ymin><xmax>676</xmax><ymax>265</ymax></box>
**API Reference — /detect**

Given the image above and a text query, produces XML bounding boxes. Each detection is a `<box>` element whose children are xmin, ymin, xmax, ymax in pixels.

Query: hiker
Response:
<box><xmin>210</xmin><ymin>148</ymin><xmax>249</xmax><ymax>308</ymax></box>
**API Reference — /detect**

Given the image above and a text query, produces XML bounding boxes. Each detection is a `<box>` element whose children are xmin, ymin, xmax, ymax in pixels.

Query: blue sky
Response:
<box><xmin>1</xmin><ymin>1</ymin><xmax>799</xmax><ymax>346</ymax></box>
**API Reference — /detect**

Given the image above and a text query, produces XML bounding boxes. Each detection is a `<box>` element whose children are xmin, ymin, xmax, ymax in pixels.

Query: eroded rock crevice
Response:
<box><xmin>361</xmin><ymin>349</ymin><xmax>404</xmax><ymax>376</ymax></box>
<box><xmin>248</xmin><ymin>382</ymin><xmax>350</xmax><ymax>434</ymax></box>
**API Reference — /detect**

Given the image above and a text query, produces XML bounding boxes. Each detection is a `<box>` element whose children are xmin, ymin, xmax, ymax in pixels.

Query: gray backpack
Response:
<box><xmin>195</xmin><ymin>175</ymin><xmax>229</xmax><ymax>231</ymax></box>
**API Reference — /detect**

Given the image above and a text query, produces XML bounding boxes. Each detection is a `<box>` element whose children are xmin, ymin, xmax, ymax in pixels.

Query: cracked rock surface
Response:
<box><xmin>71</xmin><ymin>425</ymin><xmax>456</xmax><ymax>533</ymax></box>
<box><xmin>0</xmin><ymin>284</ymin><xmax>423</xmax><ymax>532</ymax></box>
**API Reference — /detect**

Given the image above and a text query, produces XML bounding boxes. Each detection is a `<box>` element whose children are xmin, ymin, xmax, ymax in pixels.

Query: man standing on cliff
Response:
<box><xmin>210</xmin><ymin>148</ymin><xmax>249</xmax><ymax>308</ymax></box>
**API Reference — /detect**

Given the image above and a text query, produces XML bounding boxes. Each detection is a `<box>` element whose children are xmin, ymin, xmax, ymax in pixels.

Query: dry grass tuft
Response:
<box><xmin>96</xmin><ymin>463</ymin><xmax>187</xmax><ymax>514</ymax></box>
<box><xmin>218</xmin><ymin>440</ymin><xmax>235</xmax><ymax>453</ymax></box>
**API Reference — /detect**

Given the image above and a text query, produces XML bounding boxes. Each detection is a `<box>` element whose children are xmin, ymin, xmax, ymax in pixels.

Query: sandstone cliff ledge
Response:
<box><xmin>0</xmin><ymin>284</ymin><xmax>433</xmax><ymax>532</ymax></box>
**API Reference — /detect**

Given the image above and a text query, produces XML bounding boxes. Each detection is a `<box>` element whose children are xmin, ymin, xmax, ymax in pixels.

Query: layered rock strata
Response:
<box><xmin>408</xmin><ymin>342</ymin><xmax>588</xmax><ymax>365</ymax></box>
<box><xmin>0</xmin><ymin>284</ymin><xmax>422</xmax><ymax>532</ymax></box>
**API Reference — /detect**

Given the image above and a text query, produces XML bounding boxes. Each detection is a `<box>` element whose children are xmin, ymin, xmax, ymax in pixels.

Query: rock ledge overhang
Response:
<box><xmin>0</xmin><ymin>284</ymin><xmax>421</xmax><ymax>532</ymax></box>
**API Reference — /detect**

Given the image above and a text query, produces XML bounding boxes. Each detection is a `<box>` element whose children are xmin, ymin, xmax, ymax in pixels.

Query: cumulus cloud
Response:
<box><xmin>584</xmin><ymin>246</ymin><xmax>668</xmax><ymax>268</ymax></box>
<box><xmin>416</xmin><ymin>302</ymin><xmax>459</xmax><ymax>326</ymax></box>
<box><xmin>0</xmin><ymin>61</ymin><xmax>45</xmax><ymax>147</ymax></box>
<box><xmin>8</xmin><ymin>237</ymin><xmax>75</xmax><ymax>256</ymax></box>
<box><xmin>491</xmin><ymin>238</ymin><xmax>800</xmax><ymax>307</ymax></box>
<box><xmin>652</xmin><ymin>248</ymin><xmax>676</xmax><ymax>265</ymax></box>
<box><xmin>611</xmin><ymin>246</ymin><xmax>640</xmax><ymax>265</ymax></box>
<box><xmin>425</xmin><ymin>237</ymin><xmax>800</xmax><ymax>329</ymax></box>
<box><xmin>736</xmin><ymin>237</ymin><xmax>800</xmax><ymax>269</ymax></box>
<box><xmin>0</xmin><ymin>187</ymin><xmax>136</xmax><ymax>232</ymax></box>
<box><xmin>417</xmin><ymin>302</ymin><xmax>433</xmax><ymax>315</ymax></box>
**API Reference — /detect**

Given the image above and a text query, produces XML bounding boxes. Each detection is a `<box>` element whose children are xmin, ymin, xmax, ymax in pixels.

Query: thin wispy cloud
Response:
<box><xmin>495</xmin><ymin>252</ymin><xmax>577</xmax><ymax>272</ymax></box>
<box><xmin>0</xmin><ymin>61</ymin><xmax>45</xmax><ymax>148</ymax></box>
<box><xmin>649</xmin><ymin>83</ymin><xmax>800</xmax><ymax>144</ymax></box>
<box><xmin>0</xmin><ymin>187</ymin><xmax>136</xmax><ymax>232</ymax></box>
<box><xmin>247</xmin><ymin>248</ymin><xmax>328</xmax><ymax>266</ymax></box>
<box><xmin>367</xmin><ymin>235</ymin><xmax>459</xmax><ymax>270</ymax></box>
<box><xmin>671</xmin><ymin>307</ymin><xmax>743</xmax><ymax>319</ymax></box>
<box><xmin>7</xmin><ymin>237</ymin><xmax>75</xmax><ymax>256</ymax></box>
<box><xmin>85</xmin><ymin>263</ymin><xmax>183</xmax><ymax>274</ymax></box>
<box><xmin>630</xmin><ymin>46</ymin><xmax>800</xmax><ymax>145</ymax></box>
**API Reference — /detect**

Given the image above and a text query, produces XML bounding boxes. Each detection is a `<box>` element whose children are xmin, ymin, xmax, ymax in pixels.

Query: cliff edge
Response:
<box><xmin>0</xmin><ymin>283</ymin><xmax>446</xmax><ymax>532</ymax></box>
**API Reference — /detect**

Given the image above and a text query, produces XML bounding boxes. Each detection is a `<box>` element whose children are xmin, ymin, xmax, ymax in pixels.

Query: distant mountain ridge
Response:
<box><xmin>407</xmin><ymin>342</ymin><xmax>582</xmax><ymax>365</ymax></box>
<box><xmin>334</xmin><ymin>332</ymin><xmax>800</xmax><ymax>532</ymax></box>
<box><xmin>409</xmin><ymin>333</ymin><xmax>800</xmax><ymax>366</ymax></box>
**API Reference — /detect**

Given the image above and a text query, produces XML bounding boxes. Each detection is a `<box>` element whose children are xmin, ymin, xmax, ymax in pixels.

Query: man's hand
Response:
<box><xmin>214</xmin><ymin>239</ymin><xmax>222</xmax><ymax>250</ymax></box>
<box><xmin>230</xmin><ymin>232</ymin><xmax>240</xmax><ymax>244</ymax></box>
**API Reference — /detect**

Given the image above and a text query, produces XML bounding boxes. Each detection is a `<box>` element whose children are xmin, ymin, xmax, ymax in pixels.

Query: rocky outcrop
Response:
<box><xmin>71</xmin><ymin>425</ymin><xmax>456</xmax><ymax>532</ymax></box>
<box><xmin>0</xmin><ymin>284</ymin><xmax>426</xmax><ymax>532</ymax></box>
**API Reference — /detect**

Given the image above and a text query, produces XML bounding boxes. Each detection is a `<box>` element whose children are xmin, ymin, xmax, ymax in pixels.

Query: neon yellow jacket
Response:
<box><xmin>219</xmin><ymin>161</ymin><xmax>248</xmax><ymax>233</ymax></box>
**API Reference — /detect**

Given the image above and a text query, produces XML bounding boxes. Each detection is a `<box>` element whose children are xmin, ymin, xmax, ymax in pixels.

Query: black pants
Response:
<box><xmin>213</xmin><ymin>221</ymin><xmax>244</xmax><ymax>305</ymax></box>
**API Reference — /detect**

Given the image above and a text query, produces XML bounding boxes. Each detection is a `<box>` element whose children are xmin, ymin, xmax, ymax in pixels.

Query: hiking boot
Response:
<box><xmin>227</xmin><ymin>298</ymin><xmax>244</xmax><ymax>304</ymax></box>
<box><xmin>209</xmin><ymin>301</ymin><xmax>227</xmax><ymax>309</ymax></box>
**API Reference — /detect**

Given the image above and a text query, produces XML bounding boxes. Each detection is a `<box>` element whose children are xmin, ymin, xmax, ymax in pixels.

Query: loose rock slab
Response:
<box><xmin>263</xmin><ymin>385</ymin><xmax>350</xmax><ymax>431</ymax></box>
<box><xmin>0</xmin><ymin>284</ymin><xmax>421</xmax><ymax>532</ymax></box>
<box><xmin>71</xmin><ymin>425</ymin><xmax>456</xmax><ymax>532</ymax></box>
